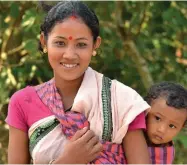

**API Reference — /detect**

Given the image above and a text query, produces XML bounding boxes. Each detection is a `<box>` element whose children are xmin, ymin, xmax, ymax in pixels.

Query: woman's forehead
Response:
<box><xmin>49</xmin><ymin>18</ymin><xmax>92</xmax><ymax>37</ymax></box>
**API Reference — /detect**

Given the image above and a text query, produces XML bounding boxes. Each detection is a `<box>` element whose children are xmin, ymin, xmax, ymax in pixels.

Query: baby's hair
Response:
<box><xmin>38</xmin><ymin>1</ymin><xmax>100</xmax><ymax>52</ymax></box>
<box><xmin>145</xmin><ymin>82</ymin><xmax>187</xmax><ymax>110</ymax></box>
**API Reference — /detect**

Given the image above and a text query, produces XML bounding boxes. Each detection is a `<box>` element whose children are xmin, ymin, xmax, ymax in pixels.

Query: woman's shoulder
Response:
<box><xmin>7</xmin><ymin>84</ymin><xmax>53</xmax><ymax>130</ymax></box>
<box><xmin>92</xmin><ymin>68</ymin><xmax>137</xmax><ymax>94</ymax></box>
<box><xmin>7</xmin><ymin>86</ymin><xmax>37</xmax><ymax>132</ymax></box>
<box><xmin>10</xmin><ymin>86</ymin><xmax>36</xmax><ymax>103</ymax></box>
<box><xmin>112</xmin><ymin>79</ymin><xmax>139</xmax><ymax>97</ymax></box>
<box><xmin>111</xmin><ymin>79</ymin><xmax>150</xmax><ymax>109</ymax></box>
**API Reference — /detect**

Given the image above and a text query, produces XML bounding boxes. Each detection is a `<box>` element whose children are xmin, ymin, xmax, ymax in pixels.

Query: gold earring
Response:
<box><xmin>92</xmin><ymin>50</ymin><xmax>97</xmax><ymax>56</ymax></box>
<box><xmin>43</xmin><ymin>47</ymin><xmax>47</xmax><ymax>54</ymax></box>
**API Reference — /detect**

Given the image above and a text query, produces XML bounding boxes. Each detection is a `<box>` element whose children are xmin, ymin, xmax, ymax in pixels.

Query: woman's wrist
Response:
<box><xmin>51</xmin><ymin>155</ymin><xmax>72</xmax><ymax>164</ymax></box>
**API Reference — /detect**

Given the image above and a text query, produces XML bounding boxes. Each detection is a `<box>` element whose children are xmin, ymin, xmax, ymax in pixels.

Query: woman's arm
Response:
<box><xmin>123</xmin><ymin>129</ymin><xmax>150</xmax><ymax>164</ymax></box>
<box><xmin>8</xmin><ymin>126</ymin><xmax>30</xmax><ymax>164</ymax></box>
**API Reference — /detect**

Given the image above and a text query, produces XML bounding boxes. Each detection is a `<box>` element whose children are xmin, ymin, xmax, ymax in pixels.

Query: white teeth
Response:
<box><xmin>61</xmin><ymin>63</ymin><xmax>78</xmax><ymax>68</ymax></box>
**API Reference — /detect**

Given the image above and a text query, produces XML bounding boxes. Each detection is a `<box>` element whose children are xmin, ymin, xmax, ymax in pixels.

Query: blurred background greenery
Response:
<box><xmin>0</xmin><ymin>1</ymin><xmax>187</xmax><ymax>163</ymax></box>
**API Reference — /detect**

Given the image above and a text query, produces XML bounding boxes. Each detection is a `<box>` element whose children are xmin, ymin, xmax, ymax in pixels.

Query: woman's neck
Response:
<box><xmin>54</xmin><ymin>74</ymin><xmax>84</xmax><ymax>98</ymax></box>
<box><xmin>54</xmin><ymin>74</ymin><xmax>84</xmax><ymax>110</ymax></box>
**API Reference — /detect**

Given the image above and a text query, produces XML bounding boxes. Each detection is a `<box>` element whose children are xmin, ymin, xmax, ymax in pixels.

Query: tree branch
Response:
<box><xmin>0</xmin><ymin>2</ymin><xmax>33</xmax><ymax>63</ymax></box>
<box><xmin>134</xmin><ymin>3</ymin><xmax>150</xmax><ymax>37</ymax></box>
<box><xmin>115</xmin><ymin>1</ymin><xmax>154</xmax><ymax>90</ymax></box>
<box><xmin>6</xmin><ymin>44</ymin><xmax>24</xmax><ymax>56</ymax></box>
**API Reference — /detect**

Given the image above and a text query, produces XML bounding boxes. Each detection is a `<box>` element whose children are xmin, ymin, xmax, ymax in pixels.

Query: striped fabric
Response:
<box><xmin>148</xmin><ymin>143</ymin><xmax>175</xmax><ymax>164</ymax></box>
<box><xmin>35</xmin><ymin>79</ymin><xmax>126</xmax><ymax>164</ymax></box>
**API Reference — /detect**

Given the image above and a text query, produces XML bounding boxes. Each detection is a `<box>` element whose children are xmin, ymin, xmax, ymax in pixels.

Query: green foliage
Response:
<box><xmin>0</xmin><ymin>1</ymin><xmax>187</xmax><ymax>163</ymax></box>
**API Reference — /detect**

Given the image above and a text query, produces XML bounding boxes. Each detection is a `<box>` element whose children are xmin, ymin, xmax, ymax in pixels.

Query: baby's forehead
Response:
<box><xmin>150</xmin><ymin>100</ymin><xmax>187</xmax><ymax>125</ymax></box>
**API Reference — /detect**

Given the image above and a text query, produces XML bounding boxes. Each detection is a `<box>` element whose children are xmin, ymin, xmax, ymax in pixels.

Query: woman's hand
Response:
<box><xmin>53</xmin><ymin>127</ymin><xmax>103</xmax><ymax>164</ymax></box>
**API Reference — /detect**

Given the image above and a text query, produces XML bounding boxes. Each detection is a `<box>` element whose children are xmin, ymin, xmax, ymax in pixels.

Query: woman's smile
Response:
<box><xmin>60</xmin><ymin>62</ymin><xmax>79</xmax><ymax>69</ymax></box>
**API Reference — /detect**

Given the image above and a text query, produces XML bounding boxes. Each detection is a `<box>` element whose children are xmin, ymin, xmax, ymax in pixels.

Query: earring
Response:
<box><xmin>92</xmin><ymin>50</ymin><xmax>97</xmax><ymax>56</ymax></box>
<box><xmin>43</xmin><ymin>47</ymin><xmax>47</xmax><ymax>54</ymax></box>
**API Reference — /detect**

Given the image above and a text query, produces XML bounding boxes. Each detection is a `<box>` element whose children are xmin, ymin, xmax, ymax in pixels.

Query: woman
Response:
<box><xmin>6</xmin><ymin>1</ymin><xmax>150</xmax><ymax>164</ymax></box>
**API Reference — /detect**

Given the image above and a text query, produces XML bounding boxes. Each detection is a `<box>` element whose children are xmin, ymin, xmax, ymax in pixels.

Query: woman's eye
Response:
<box><xmin>55</xmin><ymin>41</ymin><xmax>65</xmax><ymax>46</ymax></box>
<box><xmin>155</xmin><ymin>116</ymin><xmax>161</xmax><ymax>121</ymax></box>
<box><xmin>77</xmin><ymin>43</ymin><xmax>87</xmax><ymax>48</ymax></box>
<box><xmin>169</xmin><ymin>124</ymin><xmax>176</xmax><ymax>129</ymax></box>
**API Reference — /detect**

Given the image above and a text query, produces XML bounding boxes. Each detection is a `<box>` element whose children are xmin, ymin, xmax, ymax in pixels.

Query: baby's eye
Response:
<box><xmin>169</xmin><ymin>124</ymin><xmax>176</xmax><ymax>129</ymax></box>
<box><xmin>155</xmin><ymin>116</ymin><xmax>161</xmax><ymax>121</ymax></box>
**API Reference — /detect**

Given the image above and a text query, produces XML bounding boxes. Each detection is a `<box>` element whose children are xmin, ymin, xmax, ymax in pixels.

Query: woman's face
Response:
<box><xmin>41</xmin><ymin>18</ymin><xmax>101</xmax><ymax>82</ymax></box>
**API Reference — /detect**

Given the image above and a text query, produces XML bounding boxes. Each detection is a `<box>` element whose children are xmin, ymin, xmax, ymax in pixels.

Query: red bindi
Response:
<box><xmin>70</xmin><ymin>15</ymin><xmax>77</xmax><ymax>20</ymax></box>
<box><xmin>69</xmin><ymin>36</ymin><xmax>73</xmax><ymax>40</ymax></box>
<box><xmin>70</xmin><ymin>10</ymin><xmax>77</xmax><ymax>20</ymax></box>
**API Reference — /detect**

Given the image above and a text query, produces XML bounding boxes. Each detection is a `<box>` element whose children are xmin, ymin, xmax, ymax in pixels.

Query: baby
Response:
<box><xmin>144</xmin><ymin>82</ymin><xmax>187</xmax><ymax>164</ymax></box>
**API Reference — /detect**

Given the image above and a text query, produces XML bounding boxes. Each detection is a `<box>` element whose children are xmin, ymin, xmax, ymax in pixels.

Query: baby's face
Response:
<box><xmin>146</xmin><ymin>98</ymin><xmax>187</xmax><ymax>145</ymax></box>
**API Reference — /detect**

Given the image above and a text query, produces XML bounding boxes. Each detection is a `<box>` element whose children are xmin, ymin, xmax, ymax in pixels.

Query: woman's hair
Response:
<box><xmin>38</xmin><ymin>1</ymin><xmax>100</xmax><ymax>52</ymax></box>
<box><xmin>145</xmin><ymin>81</ymin><xmax>187</xmax><ymax>110</ymax></box>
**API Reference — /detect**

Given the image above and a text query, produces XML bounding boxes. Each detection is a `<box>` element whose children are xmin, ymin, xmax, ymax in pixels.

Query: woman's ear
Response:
<box><xmin>94</xmin><ymin>36</ymin><xmax>101</xmax><ymax>49</ymax></box>
<box><xmin>40</xmin><ymin>32</ymin><xmax>47</xmax><ymax>48</ymax></box>
<box><xmin>183</xmin><ymin>120</ymin><xmax>187</xmax><ymax>128</ymax></box>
